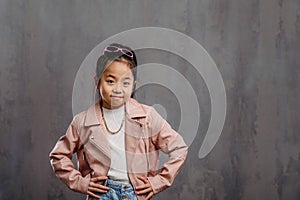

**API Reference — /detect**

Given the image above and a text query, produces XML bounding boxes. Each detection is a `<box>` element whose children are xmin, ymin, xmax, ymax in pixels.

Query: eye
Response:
<box><xmin>123</xmin><ymin>81</ymin><xmax>131</xmax><ymax>86</ymax></box>
<box><xmin>106</xmin><ymin>79</ymin><xmax>114</xmax><ymax>84</ymax></box>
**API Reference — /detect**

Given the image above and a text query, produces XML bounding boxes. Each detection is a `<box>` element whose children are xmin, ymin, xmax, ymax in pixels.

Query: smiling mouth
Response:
<box><xmin>111</xmin><ymin>96</ymin><xmax>124</xmax><ymax>98</ymax></box>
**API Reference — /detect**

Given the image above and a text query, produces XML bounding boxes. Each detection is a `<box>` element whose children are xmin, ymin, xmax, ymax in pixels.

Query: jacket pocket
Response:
<box><xmin>129</xmin><ymin>139</ymin><xmax>150</xmax><ymax>173</ymax></box>
<box><xmin>83</xmin><ymin>135</ymin><xmax>111</xmax><ymax>170</ymax></box>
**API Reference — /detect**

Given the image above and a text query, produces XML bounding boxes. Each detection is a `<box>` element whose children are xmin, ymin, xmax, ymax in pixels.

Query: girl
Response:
<box><xmin>49</xmin><ymin>43</ymin><xmax>188</xmax><ymax>200</ymax></box>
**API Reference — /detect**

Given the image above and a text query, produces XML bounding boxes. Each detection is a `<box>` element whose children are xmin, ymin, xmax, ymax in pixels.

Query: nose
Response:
<box><xmin>113</xmin><ymin>83</ymin><xmax>122</xmax><ymax>93</ymax></box>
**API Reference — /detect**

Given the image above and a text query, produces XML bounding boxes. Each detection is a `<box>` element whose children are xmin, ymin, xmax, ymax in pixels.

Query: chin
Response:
<box><xmin>111</xmin><ymin>102</ymin><xmax>124</xmax><ymax>108</ymax></box>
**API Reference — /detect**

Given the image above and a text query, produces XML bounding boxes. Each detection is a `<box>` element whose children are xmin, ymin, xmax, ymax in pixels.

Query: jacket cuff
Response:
<box><xmin>75</xmin><ymin>175</ymin><xmax>91</xmax><ymax>194</ymax></box>
<box><xmin>147</xmin><ymin>175</ymin><xmax>170</xmax><ymax>194</ymax></box>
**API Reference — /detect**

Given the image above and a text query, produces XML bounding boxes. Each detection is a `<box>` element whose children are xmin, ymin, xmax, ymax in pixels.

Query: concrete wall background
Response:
<box><xmin>0</xmin><ymin>0</ymin><xmax>299</xmax><ymax>199</ymax></box>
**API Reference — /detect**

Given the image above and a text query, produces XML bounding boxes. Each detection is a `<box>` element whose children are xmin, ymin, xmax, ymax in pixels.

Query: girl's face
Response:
<box><xmin>98</xmin><ymin>60</ymin><xmax>135</xmax><ymax>109</ymax></box>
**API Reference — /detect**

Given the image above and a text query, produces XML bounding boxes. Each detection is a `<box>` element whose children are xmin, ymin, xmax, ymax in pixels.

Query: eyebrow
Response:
<box><xmin>106</xmin><ymin>74</ymin><xmax>116</xmax><ymax>78</ymax></box>
<box><xmin>106</xmin><ymin>74</ymin><xmax>132</xmax><ymax>80</ymax></box>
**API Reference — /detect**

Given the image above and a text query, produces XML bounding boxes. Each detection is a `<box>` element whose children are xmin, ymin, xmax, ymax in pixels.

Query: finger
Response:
<box><xmin>89</xmin><ymin>182</ymin><xmax>110</xmax><ymax>190</ymax></box>
<box><xmin>88</xmin><ymin>187</ymin><xmax>109</xmax><ymax>194</ymax></box>
<box><xmin>88</xmin><ymin>185</ymin><xmax>109</xmax><ymax>193</ymax></box>
<box><xmin>136</xmin><ymin>187</ymin><xmax>152</xmax><ymax>195</ymax></box>
<box><xmin>87</xmin><ymin>191</ymin><xmax>100</xmax><ymax>199</ymax></box>
<box><xmin>136</xmin><ymin>176</ymin><xmax>148</xmax><ymax>184</ymax></box>
<box><xmin>145</xmin><ymin>191</ymin><xmax>154</xmax><ymax>200</ymax></box>
<box><xmin>135</xmin><ymin>183</ymin><xmax>150</xmax><ymax>190</ymax></box>
<box><xmin>91</xmin><ymin>176</ymin><xmax>108</xmax><ymax>182</ymax></box>
<box><xmin>89</xmin><ymin>181</ymin><xmax>109</xmax><ymax>189</ymax></box>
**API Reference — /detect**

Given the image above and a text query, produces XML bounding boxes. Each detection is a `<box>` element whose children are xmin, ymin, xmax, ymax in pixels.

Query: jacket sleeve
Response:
<box><xmin>49</xmin><ymin>116</ymin><xmax>90</xmax><ymax>194</ymax></box>
<box><xmin>146</xmin><ymin>107</ymin><xmax>188</xmax><ymax>194</ymax></box>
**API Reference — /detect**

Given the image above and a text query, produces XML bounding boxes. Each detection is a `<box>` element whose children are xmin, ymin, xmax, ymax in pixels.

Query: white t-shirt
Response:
<box><xmin>102</xmin><ymin>105</ymin><xmax>129</xmax><ymax>183</ymax></box>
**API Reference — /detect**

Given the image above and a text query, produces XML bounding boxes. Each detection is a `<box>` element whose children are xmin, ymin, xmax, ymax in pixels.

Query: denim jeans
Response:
<box><xmin>93</xmin><ymin>179</ymin><xmax>138</xmax><ymax>200</ymax></box>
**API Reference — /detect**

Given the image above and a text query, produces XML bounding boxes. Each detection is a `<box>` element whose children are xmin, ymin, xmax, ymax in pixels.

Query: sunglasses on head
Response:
<box><xmin>103</xmin><ymin>45</ymin><xmax>134</xmax><ymax>59</ymax></box>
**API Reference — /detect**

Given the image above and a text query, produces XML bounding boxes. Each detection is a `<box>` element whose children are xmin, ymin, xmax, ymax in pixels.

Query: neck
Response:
<box><xmin>102</xmin><ymin>104</ymin><xmax>124</xmax><ymax>112</ymax></box>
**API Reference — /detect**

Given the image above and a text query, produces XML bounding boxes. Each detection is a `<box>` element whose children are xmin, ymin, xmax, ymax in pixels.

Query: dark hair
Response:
<box><xmin>95</xmin><ymin>43</ymin><xmax>138</xmax><ymax>97</ymax></box>
<box><xmin>96</xmin><ymin>43</ymin><xmax>137</xmax><ymax>83</ymax></box>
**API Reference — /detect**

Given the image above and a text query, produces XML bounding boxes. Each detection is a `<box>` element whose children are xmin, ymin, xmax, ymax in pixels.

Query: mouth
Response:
<box><xmin>111</xmin><ymin>95</ymin><xmax>124</xmax><ymax>99</ymax></box>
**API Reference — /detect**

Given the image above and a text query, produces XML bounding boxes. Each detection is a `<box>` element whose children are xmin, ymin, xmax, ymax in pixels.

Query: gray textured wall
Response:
<box><xmin>0</xmin><ymin>0</ymin><xmax>299</xmax><ymax>200</ymax></box>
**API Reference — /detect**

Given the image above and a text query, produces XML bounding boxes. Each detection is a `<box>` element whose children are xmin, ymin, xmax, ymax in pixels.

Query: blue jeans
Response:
<box><xmin>93</xmin><ymin>179</ymin><xmax>138</xmax><ymax>200</ymax></box>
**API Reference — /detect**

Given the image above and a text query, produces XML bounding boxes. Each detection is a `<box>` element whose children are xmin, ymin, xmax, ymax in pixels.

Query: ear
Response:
<box><xmin>133</xmin><ymin>80</ymin><xmax>136</xmax><ymax>90</ymax></box>
<box><xmin>94</xmin><ymin>76</ymin><xmax>100</xmax><ymax>90</ymax></box>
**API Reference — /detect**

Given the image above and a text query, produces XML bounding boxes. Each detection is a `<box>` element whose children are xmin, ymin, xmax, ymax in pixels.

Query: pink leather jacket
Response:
<box><xmin>49</xmin><ymin>98</ymin><xmax>188</xmax><ymax>200</ymax></box>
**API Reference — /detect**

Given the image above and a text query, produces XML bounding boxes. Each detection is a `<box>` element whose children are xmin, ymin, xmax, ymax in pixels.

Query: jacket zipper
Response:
<box><xmin>88</xmin><ymin>135</ymin><xmax>110</xmax><ymax>157</ymax></box>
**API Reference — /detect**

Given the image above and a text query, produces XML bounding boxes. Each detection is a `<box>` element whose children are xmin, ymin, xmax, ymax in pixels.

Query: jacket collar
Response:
<box><xmin>125</xmin><ymin>98</ymin><xmax>147</xmax><ymax>119</ymax></box>
<box><xmin>84</xmin><ymin>101</ymin><xmax>102</xmax><ymax>126</ymax></box>
<box><xmin>84</xmin><ymin>98</ymin><xmax>147</xmax><ymax>127</ymax></box>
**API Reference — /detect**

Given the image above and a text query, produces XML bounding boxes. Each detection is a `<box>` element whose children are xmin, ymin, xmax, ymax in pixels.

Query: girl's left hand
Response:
<box><xmin>135</xmin><ymin>176</ymin><xmax>154</xmax><ymax>200</ymax></box>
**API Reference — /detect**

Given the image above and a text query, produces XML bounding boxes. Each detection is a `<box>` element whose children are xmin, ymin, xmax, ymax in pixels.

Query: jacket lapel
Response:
<box><xmin>125</xmin><ymin>99</ymin><xmax>148</xmax><ymax>172</ymax></box>
<box><xmin>83</xmin><ymin>102</ymin><xmax>110</xmax><ymax>158</ymax></box>
<box><xmin>84</xmin><ymin>101</ymin><xmax>102</xmax><ymax>126</ymax></box>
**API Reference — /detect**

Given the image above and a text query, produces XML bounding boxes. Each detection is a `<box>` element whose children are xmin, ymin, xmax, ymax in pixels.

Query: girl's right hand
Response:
<box><xmin>87</xmin><ymin>176</ymin><xmax>110</xmax><ymax>199</ymax></box>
